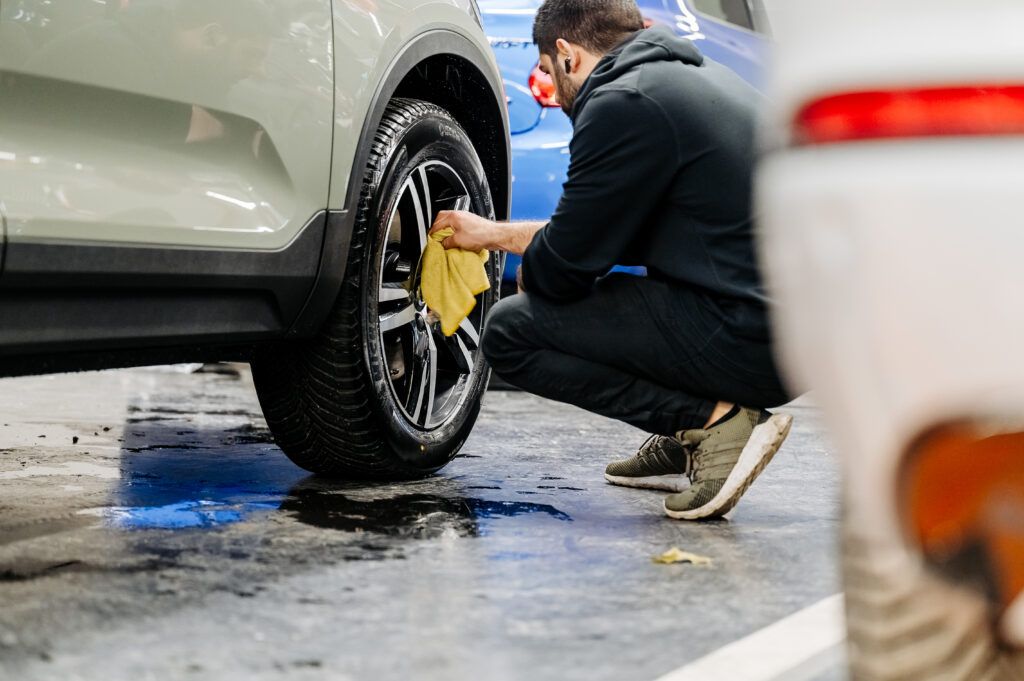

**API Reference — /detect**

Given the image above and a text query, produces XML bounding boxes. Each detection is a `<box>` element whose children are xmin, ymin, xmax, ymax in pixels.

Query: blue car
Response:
<box><xmin>480</xmin><ymin>0</ymin><xmax>772</xmax><ymax>284</ymax></box>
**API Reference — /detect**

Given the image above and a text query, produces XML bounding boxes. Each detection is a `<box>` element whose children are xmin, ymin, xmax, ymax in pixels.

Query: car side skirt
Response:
<box><xmin>0</xmin><ymin>211</ymin><xmax>326</xmax><ymax>376</ymax></box>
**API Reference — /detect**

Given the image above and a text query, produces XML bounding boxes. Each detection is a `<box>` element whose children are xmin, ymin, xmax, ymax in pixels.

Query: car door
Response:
<box><xmin>0</xmin><ymin>0</ymin><xmax>334</xmax><ymax>256</ymax></box>
<box><xmin>684</xmin><ymin>0</ymin><xmax>770</xmax><ymax>89</ymax></box>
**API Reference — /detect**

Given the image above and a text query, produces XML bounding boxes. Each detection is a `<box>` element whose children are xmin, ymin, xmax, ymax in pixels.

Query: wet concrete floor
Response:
<box><xmin>0</xmin><ymin>366</ymin><xmax>842</xmax><ymax>681</ymax></box>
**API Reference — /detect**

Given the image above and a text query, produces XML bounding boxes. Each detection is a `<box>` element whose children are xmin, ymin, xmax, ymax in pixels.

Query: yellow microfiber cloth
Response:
<box><xmin>420</xmin><ymin>227</ymin><xmax>490</xmax><ymax>337</ymax></box>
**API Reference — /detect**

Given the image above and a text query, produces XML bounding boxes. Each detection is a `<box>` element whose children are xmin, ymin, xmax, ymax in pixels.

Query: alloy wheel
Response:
<box><xmin>374</xmin><ymin>160</ymin><xmax>489</xmax><ymax>430</ymax></box>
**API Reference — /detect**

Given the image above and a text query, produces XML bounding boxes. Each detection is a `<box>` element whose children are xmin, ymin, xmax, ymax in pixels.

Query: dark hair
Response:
<box><xmin>532</xmin><ymin>0</ymin><xmax>644</xmax><ymax>59</ymax></box>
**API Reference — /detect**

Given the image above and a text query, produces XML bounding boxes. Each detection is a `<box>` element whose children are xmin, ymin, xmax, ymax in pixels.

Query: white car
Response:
<box><xmin>756</xmin><ymin>1</ymin><xmax>1024</xmax><ymax>678</ymax></box>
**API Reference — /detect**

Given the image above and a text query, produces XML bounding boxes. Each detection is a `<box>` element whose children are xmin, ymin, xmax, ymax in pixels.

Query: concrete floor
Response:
<box><xmin>0</xmin><ymin>366</ymin><xmax>843</xmax><ymax>681</ymax></box>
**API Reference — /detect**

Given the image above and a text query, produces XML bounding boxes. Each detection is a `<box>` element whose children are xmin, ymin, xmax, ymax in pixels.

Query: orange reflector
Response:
<box><xmin>903</xmin><ymin>425</ymin><xmax>1024</xmax><ymax>611</ymax></box>
<box><xmin>794</xmin><ymin>86</ymin><xmax>1024</xmax><ymax>145</ymax></box>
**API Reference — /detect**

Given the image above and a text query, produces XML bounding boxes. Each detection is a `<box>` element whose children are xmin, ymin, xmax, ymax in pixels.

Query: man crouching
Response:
<box><xmin>430</xmin><ymin>0</ymin><xmax>792</xmax><ymax>520</ymax></box>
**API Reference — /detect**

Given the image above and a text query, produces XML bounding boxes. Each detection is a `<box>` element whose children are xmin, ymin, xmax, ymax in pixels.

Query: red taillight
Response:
<box><xmin>529</xmin><ymin>64</ymin><xmax>559</xmax><ymax>108</ymax></box>
<box><xmin>793</xmin><ymin>85</ymin><xmax>1024</xmax><ymax>145</ymax></box>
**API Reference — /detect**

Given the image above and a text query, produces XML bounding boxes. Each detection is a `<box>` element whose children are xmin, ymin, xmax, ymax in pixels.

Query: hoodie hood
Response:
<box><xmin>571</xmin><ymin>24</ymin><xmax>704</xmax><ymax>122</ymax></box>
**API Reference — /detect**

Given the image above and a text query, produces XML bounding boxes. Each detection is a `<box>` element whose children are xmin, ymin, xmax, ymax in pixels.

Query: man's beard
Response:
<box><xmin>552</xmin><ymin>67</ymin><xmax>580</xmax><ymax>116</ymax></box>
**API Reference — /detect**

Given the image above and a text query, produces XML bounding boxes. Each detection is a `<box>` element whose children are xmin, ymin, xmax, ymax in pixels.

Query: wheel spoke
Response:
<box><xmin>458</xmin><ymin>317</ymin><xmax>480</xmax><ymax>346</ymax></box>
<box><xmin>454</xmin><ymin>194</ymin><xmax>471</xmax><ymax>211</ymax></box>
<box><xmin>379</xmin><ymin>304</ymin><xmax>416</xmax><ymax>333</ymax></box>
<box><xmin>405</xmin><ymin>166</ymin><xmax>432</xmax><ymax>255</ymax></box>
<box><xmin>453</xmin><ymin>334</ymin><xmax>474</xmax><ymax>374</ymax></box>
<box><xmin>379</xmin><ymin>283</ymin><xmax>410</xmax><ymax>303</ymax></box>
<box><xmin>409</xmin><ymin>328</ymin><xmax>431</xmax><ymax>424</ymax></box>
<box><xmin>422</xmin><ymin>330</ymin><xmax>438</xmax><ymax>427</ymax></box>
<box><xmin>410</xmin><ymin>354</ymin><xmax>427</xmax><ymax>424</ymax></box>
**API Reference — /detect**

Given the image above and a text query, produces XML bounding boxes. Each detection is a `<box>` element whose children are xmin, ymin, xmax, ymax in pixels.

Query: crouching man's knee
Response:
<box><xmin>481</xmin><ymin>294</ymin><xmax>533</xmax><ymax>377</ymax></box>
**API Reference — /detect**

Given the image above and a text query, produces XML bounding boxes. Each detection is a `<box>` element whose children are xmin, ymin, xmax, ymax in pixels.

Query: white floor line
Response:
<box><xmin>653</xmin><ymin>594</ymin><xmax>846</xmax><ymax>681</ymax></box>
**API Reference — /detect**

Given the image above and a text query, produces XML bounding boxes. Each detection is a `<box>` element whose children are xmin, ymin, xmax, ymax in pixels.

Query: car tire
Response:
<box><xmin>252</xmin><ymin>98</ymin><xmax>500</xmax><ymax>478</ymax></box>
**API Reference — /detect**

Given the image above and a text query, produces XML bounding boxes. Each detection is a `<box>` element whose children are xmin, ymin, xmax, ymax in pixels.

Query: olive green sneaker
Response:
<box><xmin>604</xmin><ymin>435</ymin><xmax>693</xmax><ymax>492</ymax></box>
<box><xmin>664</xmin><ymin>407</ymin><xmax>793</xmax><ymax>520</ymax></box>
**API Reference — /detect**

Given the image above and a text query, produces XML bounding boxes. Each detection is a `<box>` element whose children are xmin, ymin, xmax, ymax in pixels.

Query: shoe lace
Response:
<box><xmin>681</xmin><ymin>449</ymin><xmax>694</xmax><ymax>479</ymax></box>
<box><xmin>645</xmin><ymin>434</ymin><xmax>697</xmax><ymax>478</ymax></box>
<box><xmin>679</xmin><ymin>430</ymin><xmax>710</xmax><ymax>481</ymax></box>
<box><xmin>636</xmin><ymin>435</ymin><xmax>659</xmax><ymax>461</ymax></box>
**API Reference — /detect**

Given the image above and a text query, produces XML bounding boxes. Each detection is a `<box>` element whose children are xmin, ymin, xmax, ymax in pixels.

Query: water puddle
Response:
<box><xmin>97</xmin><ymin>419</ymin><xmax>302</xmax><ymax>530</ymax></box>
<box><xmin>82</xmin><ymin>498</ymin><xmax>284</xmax><ymax>530</ymax></box>
<box><xmin>86</xmin><ymin>415</ymin><xmax>573</xmax><ymax>537</ymax></box>
<box><xmin>281</xmin><ymin>489</ymin><xmax>571</xmax><ymax>539</ymax></box>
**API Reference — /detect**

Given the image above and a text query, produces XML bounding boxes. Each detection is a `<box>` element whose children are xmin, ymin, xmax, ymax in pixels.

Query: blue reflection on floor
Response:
<box><xmin>109</xmin><ymin>419</ymin><xmax>304</xmax><ymax>530</ymax></box>
<box><xmin>102</xmin><ymin>499</ymin><xmax>283</xmax><ymax>529</ymax></box>
<box><xmin>464</xmin><ymin>499</ymin><xmax>571</xmax><ymax>523</ymax></box>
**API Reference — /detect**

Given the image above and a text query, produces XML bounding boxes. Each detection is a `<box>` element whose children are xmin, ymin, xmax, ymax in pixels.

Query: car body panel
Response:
<box><xmin>327</xmin><ymin>0</ymin><xmax>508</xmax><ymax>213</ymax></box>
<box><xmin>509</xmin><ymin>109</ymin><xmax>571</xmax><ymax>220</ymax></box>
<box><xmin>0</xmin><ymin>199</ymin><xmax>6</xmax><ymax>269</ymax></box>
<box><xmin>480</xmin><ymin>4</ymin><xmax>543</xmax><ymax>135</ymax></box>
<box><xmin>501</xmin><ymin>110</ymin><xmax>572</xmax><ymax>278</ymax></box>
<box><xmin>644</xmin><ymin>0</ymin><xmax>769</xmax><ymax>90</ymax></box>
<box><xmin>0</xmin><ymin>1</ymin><xmax>334</xmax><ymax>251</ymax></box>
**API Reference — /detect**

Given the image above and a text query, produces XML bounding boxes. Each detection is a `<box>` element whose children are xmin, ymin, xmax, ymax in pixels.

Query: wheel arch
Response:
<box><xmin>287</xmin><ymin>28</ymin><xmax>510</xmax><ymax>338</ymax></box>
<box><xmin>390</xmin><ymin>52</ymin><xmax>511</xmax><ymax>223</ymax></box>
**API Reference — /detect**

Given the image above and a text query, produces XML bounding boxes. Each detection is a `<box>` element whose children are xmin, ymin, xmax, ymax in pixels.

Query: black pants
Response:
<box><xmin>481</xmin><ymin>273</ymin><xmax>791</xmax><ymax>436</ymax></box>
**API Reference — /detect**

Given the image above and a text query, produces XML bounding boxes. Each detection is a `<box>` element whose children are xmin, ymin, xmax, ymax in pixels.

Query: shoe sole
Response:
<box><xmin>604</xmin><ymin>473</ymin><xmax>689</xmax><ymax>493</ymax></box>
<box><xmin>664</xmin><ymin>413</ymin><xmax>793</xmax><ymax>520</ymax></box>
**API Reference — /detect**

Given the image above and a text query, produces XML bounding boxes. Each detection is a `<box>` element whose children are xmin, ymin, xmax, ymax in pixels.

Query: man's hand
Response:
<box><xmin>430</xmin><ymin>213</ymin><xmax>547</xmax><ymax>256</ymax></box>
<box><xmin>430</xmin><ymin>210</ymin><xmax>497</xmax><ymax>252</ymax></box>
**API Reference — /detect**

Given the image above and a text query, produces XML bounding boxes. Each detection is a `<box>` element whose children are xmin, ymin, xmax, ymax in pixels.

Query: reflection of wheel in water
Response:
<box><xmin>279</xmin><ymin>477</ymin><xmax>573</xmax><ymax>539</ymax></box>
<box><xmin>281</xmin><ymin>484</ymin><xmax>482</xmax><ymax>540</ymax></box>
<box><xmin>253</xmin><ymin>99</ymin><xmax>500</xmax><ymax>479</ymax></box>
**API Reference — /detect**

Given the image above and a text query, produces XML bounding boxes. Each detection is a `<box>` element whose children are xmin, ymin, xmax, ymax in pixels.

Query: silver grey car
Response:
<box><xmin>0</xmin><ymin>0</ymin><xmax>511</xmax><ymax>478</ymax></box>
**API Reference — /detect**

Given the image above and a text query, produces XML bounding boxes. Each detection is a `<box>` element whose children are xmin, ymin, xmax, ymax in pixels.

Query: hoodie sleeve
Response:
<box><xmin>521</xmin><ymin>88</ymin><xmax>680</xmax><ymax>301</ymax></box>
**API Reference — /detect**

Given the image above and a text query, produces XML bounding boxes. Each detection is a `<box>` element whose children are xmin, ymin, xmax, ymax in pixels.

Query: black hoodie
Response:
<box><xmin>521</xmin><ymin>25</ymin><xmax>770</xmax><ymax>337</ymax></box>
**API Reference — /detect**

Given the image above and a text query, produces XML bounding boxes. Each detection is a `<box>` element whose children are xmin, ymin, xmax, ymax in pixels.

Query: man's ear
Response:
<box><xmin>555</xmin><ymin>38</ymin><xmax>575</xmax><ymax>73</ymax></box>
